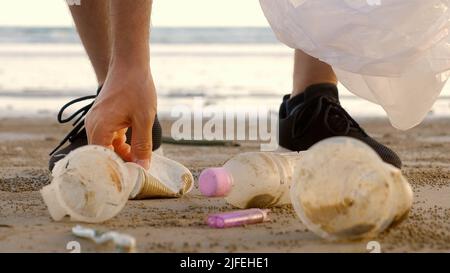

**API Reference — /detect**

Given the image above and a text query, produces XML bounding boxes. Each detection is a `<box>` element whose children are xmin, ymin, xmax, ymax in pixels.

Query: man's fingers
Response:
<box><xmin>114</xmin><ymin>141</ymin><xmax>132</xmax><ymax>162</ymax></box>
<box><xmin>113</xmin><ymin>128</ymin><xmax>128</xmax><ymax>145</ymax></box>
<box><xmin>131</xmin><ymin>115</ymin><xmax>154</xmax><ymax>170</ymax></box>
<box><xmin>86</xmin><ymin>120</ymin><xmax>116</xmax><ymax>149</ymax></box>
<box><xmin>112</xmin><ymin>130</ymin><xmax>132</xmax><ymax>162</ymax></box>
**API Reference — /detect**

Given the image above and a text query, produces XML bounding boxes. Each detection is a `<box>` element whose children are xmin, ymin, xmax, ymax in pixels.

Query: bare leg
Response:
<box><xmin>69</xmin><ymin>0</ymin><xmax>111</xmax><ymax>85</ymax></box>
<box><xmin>50</xmin><ymin>0</ymin><xmax>155</xmax><ymax>171</ymax></box>
<box><xmin>280</xmin><ymin>50</ymin><xmax>402</xmax><ymax>169</ymax></box>
<box><xmin>86</xmin><ymin>0</ymin><xmax>156</xmax><ymax>170</ymax></box>
<box><xmin>292</xmin><ymin>49</ymin><xmax>337</xmax><ymax>97</ymax></box>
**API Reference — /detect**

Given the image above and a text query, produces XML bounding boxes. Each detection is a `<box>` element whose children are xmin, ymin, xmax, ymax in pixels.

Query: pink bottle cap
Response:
<box><xmin>198</xmin><ymin>167</ymin><xmax>233</xmax><ymax>197</ymax></box>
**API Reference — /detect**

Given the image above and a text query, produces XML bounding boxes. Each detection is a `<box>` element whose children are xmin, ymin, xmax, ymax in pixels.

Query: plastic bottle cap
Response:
<box><xmin>198</xmin><ymin>167</ymin><xmax>232</xmax><ymax>197</ymax></box>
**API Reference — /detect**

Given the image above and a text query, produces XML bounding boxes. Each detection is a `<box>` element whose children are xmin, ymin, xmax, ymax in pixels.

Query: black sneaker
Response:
<box><xmin>278</xmin><ymin>83</ymin><xmax>402</xmax><ymax>169</ymax></box>
<box><xmin>49</xmin><ymin>86</ymin><xmax>162</xmax><ymax>171</ymax></box>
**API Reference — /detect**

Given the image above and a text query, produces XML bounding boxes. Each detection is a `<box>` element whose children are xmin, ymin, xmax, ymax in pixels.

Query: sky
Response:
<box><xmin>0</xmin><ymin>0</ymin><xmax>269</xmax><ymax>27</ymax></box>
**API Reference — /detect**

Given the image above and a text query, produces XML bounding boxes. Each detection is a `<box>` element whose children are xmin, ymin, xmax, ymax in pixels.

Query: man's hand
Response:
<box><xmin>86</xmin><ymin>65</ymin><xmax>157</xmax><ymax>170</ymax></box>
<box><xmin>85</xmin><ymin>0</ymin><xmax>154</xmax><ymax>170</ymax></box>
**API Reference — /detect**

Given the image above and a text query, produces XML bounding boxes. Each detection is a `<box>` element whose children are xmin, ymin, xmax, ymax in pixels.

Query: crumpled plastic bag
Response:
<box><xmin>260</xmin><ymin>0</ymin><xmax>450</xmax><ymax>129</ymax></box>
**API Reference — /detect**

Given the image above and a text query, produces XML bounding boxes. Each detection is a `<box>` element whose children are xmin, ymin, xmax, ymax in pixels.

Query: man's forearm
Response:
<box><xmin>110</xmin><ymin>0</ymin><xmax>152</xmax><ymax>68</ymax></box>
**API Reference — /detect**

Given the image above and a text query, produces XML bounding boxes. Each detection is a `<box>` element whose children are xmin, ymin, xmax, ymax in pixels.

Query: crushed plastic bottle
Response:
<box><xmin>41</xmin><ymin>145</ymin><xmax>194</xmax><ymax>223</ymax></box>
<box><xmin>290</xmin><ymin>137</ymin><xmax>413</xmax><ymax>240</ymax></box>
<box><xmin>72</xmin><ymin>225</ymin><xmax>137</xmax><ymax>253</ymax></box>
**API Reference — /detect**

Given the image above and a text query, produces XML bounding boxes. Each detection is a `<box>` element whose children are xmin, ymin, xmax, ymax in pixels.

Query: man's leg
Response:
<box><xmin>86</xmin><ymin>0</ymin><xmax>157</xmax><ymax>169</ymax></box>
<box><xmin>49</xmin><ymin>0</ymin><xmax>162</xmax><ymax>171</ymax></box>
<box><xmin>292</xmin><ymin>49</ymin><xmax>337</xmax><ymax>97</ymax></box>
<box><xmin>278</xmin><ymin>49</ymin><xmax>402</xmax><ymax>168</ymax></box>
<box><xmin>69</xmin><ymin>0</ymin><xmax>111</xmax><ymax>85</ymax></box>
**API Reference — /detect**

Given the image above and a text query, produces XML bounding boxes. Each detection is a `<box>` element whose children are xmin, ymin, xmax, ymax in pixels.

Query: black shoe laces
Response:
<box><xmin>49</xmin><ymin>94</ymin><xmax>97</xmax><ymax>155</ymax></box>
<box><xmin>291</xmin><ymin>96</ymin><xmax>367</xmax><ymax>138</ymax></box>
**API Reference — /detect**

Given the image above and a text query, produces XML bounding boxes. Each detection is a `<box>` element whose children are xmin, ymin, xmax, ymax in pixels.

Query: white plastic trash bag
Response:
<box><xmin>260</xmin><ymin>0</ymin><xmax>450</xmax><ymax>129</ymax></box>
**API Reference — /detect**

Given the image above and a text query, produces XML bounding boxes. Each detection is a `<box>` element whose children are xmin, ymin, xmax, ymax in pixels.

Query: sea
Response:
<box><xmin>0</xmin><ymin>27</ymin><xmax>449</xmax><ymax>121</ymax></box>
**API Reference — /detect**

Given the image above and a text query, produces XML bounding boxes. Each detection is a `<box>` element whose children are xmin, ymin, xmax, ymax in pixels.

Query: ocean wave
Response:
<box><xmin>0</xmin><ymin>27</ymin><xmax>278</xmax><ymax>44</ymax></box>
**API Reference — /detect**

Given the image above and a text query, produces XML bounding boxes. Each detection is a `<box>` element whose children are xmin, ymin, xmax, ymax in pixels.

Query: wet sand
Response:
<box><xmin>0</xmin><ymin>117</ymin><xmax>449</xmax><ymax>253</ymax></box>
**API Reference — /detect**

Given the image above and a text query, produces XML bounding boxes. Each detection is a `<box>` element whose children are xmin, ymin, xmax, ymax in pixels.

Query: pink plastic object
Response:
<box><xmin>198</xmin><ymin>167</ymin><xmax>233</xmax><ymax>197</ymax></box>
<box><xmin>206</xmin><ymin>209</ymin><xmax>270</xmax><ymax>228</ymax></box>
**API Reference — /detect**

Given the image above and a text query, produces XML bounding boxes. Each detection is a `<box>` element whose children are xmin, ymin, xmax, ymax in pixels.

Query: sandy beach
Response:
<box><xmin>0</xmin><ymin>116</ymin><xmax>449</xmax><ymax>253</ymax></box>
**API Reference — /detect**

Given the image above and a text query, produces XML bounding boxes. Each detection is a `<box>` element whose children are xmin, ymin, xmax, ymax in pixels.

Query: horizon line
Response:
<box><xmin>0</xmin><ymin>25</ymin><xmax>270</xmax><ymax>29</ymax></box>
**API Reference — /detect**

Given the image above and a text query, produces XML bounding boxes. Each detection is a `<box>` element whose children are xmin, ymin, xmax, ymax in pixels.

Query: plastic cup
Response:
<box><xmin>41</xmin><ymin>145</ymin><xmax>195</xmax><ymax>223</ymax></box>
<box><xmin>128</xmin><ymin>153</ymin><xmax>194</xmax><ymax>199</ymax></box>
<box><xmin>41</xmin><ymin>146</ymin><xmax>133</xmax><ymax>223</ymax></box>
<box><xmin>290</xmin><ymin>137</ymin><xmax>413</xmax><ymax>240</ymax></box>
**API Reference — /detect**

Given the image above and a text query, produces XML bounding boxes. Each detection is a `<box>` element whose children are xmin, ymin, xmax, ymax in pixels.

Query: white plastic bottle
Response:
<box><xmin>198</xmin><ymin>151</ymin><xmax>302</xmax><ymax>209</ymax></box>
<box><xmin>41</xmin><ymin>145</ymin><xmax>194</xmax><ymax>223</ymax></box>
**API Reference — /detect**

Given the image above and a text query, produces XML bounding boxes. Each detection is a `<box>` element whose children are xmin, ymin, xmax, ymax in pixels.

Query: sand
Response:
<box><xmin>0</xmin><ymin>117</ymin><xmax>449</xmax><ymax>253</ymax></box>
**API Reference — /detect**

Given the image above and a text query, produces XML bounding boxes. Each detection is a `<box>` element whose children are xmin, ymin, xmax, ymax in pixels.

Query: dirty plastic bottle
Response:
<box><xmin>41</xmin><ymin>145</ymin><xmax>194</xmax><ymax>223</ymax></box>
<box><xmin>290</xmin><ymin>137</ymin><xmax>413</xmax><ymax>240</ymax></box>
<box><xmin>199</xmin><ymin>137</ymin><xmax>413</xmax><ymax>240</ymax></box>
<box><xmin>198</xmin><ymin>151</ymin><xmax>301</xmax><ymax>209</ymax></box>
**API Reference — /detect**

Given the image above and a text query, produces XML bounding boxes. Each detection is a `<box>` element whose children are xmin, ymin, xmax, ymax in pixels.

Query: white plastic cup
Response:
<box><xmin>41</xmin><ymin>145</ymin><xmax>194</xmax><ymax>223</ymax></box>
<box><xmin>290</xmin><ymin>137</ymin><xmax>413</xmax><ymax>240</ymax></box>
<box><xmin>41</xmin><ymin>146</ymin><xmax>133</xmax><ymax>223</ymax></box>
